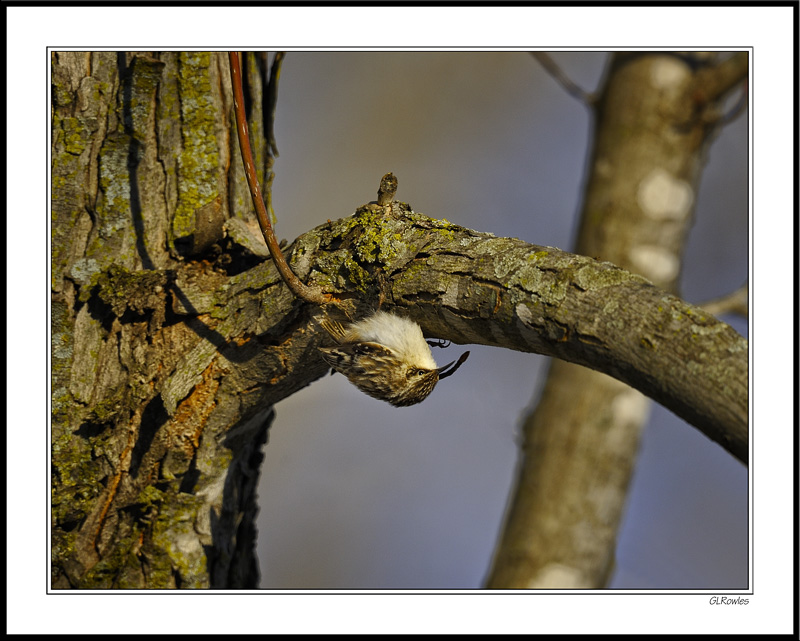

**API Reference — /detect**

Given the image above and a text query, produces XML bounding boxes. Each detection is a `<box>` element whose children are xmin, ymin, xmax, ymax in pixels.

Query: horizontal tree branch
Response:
<box><xmin>63</xmin><ymin>199</ymin><xmax>747</xmax><ymax>586</ymax></box>
<box><xmin>381</xmin><ymin>214</ymin><xmax>746</xmax><ymax>462</ymax></box>
<box><xmin>167</xmin><ymin>202</ymin><xmax>748</xmax><ymax>463</ymax></box>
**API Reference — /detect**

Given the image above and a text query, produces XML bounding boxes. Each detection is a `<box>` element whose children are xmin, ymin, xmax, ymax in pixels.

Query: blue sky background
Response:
<box><xmin>253</xmin><ymin>52</ymin><xmax>748</xmax><ymax>590</ymax></box>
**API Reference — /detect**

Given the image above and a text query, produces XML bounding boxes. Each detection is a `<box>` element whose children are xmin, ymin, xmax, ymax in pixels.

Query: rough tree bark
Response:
<box><xmin>51</xmin><ymin>52</ymin><xmax>748</xmax><ymax>589</ymax></box>
<box><xmin>486</xmin><ymin>52</ymin><xmax>749</xmax><ymax>588</ymax></box>
<box><xmin>51</xmin><ymin>51</ymin><xmax>273</xmax><ymax>588</ymax></box>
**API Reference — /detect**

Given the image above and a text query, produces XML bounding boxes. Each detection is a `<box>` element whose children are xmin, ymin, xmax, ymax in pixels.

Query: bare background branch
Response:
<box><xmin>486</xmin><ymin>51</ymin><xmax>748</xmax><ymax>588</ymax></box>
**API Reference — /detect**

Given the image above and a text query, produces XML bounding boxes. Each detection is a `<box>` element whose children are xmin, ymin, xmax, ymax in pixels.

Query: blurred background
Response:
<box><xmin>253</xmin><ymin>52</ymin><xmax>748</xmax><ymax>589</ymax></box>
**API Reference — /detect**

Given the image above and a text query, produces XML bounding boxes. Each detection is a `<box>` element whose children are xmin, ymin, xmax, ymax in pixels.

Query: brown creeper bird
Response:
<box><xmin>319</xmin><ymin>310</ymin><xmax>470</xmax><ymax>407</ymax></box>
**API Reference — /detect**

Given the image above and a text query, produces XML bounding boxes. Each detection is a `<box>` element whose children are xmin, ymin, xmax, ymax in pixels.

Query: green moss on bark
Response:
<box><xmin>172</xmin><ymin>53</ymin><xmax>221</xmax><ymax>245</ymax></box>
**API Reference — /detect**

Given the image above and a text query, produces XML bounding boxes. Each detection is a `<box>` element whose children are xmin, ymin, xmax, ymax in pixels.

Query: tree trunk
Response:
<box><xmin>50</xmin><ymin>51</ymin><xmax>748</xmax><ymax>589</ymax></box>
<box><xmin>486</xmin><ymin>52</ymin><xmax>748</xmax><ymax>588</ymax></box>
<box><xmin>51</xmin><ymin>51</ymin><xmax>275</xmax><ymax>588</ymax></box>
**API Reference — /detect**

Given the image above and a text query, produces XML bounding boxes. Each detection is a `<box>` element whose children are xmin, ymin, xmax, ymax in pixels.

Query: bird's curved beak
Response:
<box><xmin>437</xmin><ymin>351</ymin><xmax>470</xmax><ymax>380</ymax></box>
